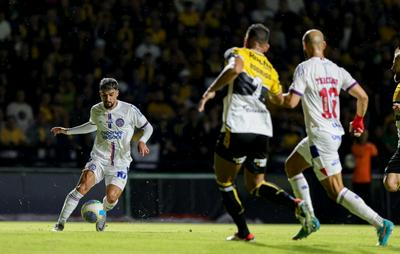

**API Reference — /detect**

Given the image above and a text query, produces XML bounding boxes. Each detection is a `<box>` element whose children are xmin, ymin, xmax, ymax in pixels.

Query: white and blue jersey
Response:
<box><xmin>289</xmin><ymin>57</ymin><xmax>357</xmax><ymax>136</ymax></box>
<box><xmin>89</xmin><ymin>100</ymin><xmax>148</xmax><ymax>167</ymax></box>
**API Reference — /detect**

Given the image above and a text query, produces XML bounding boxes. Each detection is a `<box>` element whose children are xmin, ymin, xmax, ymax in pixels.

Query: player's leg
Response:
<box><xmin>96</xmin><ymin>166</ymin><xmax>128</xmax><ymax>231</ymax></box>
<box><xmin>313</xmin><ymin>132</ymin><xmax>393</xmax><ymax>246</ymax></box>
<box><xmin>285</xmin><ymin>137</ymin><xmax>316</xmax><ymax>218</ymax></box>
<box><xmin>320</xmin><ymin>173</ymin><xmax>394</xmax><ymax>246</ymax></box>
<box><xmin>53</xmin><ymin>169</ymin><xmax>97</xmax><ymax>231</ymax></box>
<box><xmin>215</xmin><ymin>153</ymin><xmax>253</xmax><ymax>241</ymax></box>
<box><xmin>383</xmin><ymin>173</ymin><xmax>400</xmax><ymax>192</ymax></box>
<box><xmin>214</xmin><ymin>132</ymin><xmax>253</xmax><ymax>241</ymax></box>
<box><xmin>244</xmin><ymin>135</ymin><xmax>301</xmax><ymax>208</ymax></box>
<box><xmin>244</xmin><ymin>164</ymin><xmax>299</xmax><ymax>209</ymax></box>
<box><xmin>383</xmin><ymin>150</ymin><xmax>400</xmax><ymax>192</ymax></box>
<box><xmin>286</xmin><ymin>137</ymin><xmax>324</xmax><ymax>239</ymax></box>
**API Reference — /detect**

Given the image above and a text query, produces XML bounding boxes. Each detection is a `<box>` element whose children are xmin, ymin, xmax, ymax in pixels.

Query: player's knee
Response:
<box><xmin>384</xmin><ymin>179</ymin><xmax>399</xmax><ymax>192</ymax></box>
<box><xmin>216</xmin><ymin>179</ymin><xmax>234</xmax><ymax>188</ymax></box>
<box><xmin>76</xmin><ymin>184</ymin><xmax>91</xmax><ymax>195</ymax></box>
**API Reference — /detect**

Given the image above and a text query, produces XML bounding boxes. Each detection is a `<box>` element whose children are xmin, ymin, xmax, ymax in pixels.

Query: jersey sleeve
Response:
<box><xmin>89</xmin><ymin>106</ymin><xmax>96</xmax><ymax>124</ymax></box>
<box><xmin>289</xmin><ymin>64</ymin><xmax>306</xmax><ymax>96</ymax></box>
<box><xmin>131</xmin><ymin>105</ymin><xmax>148</xmax><ymax>128</ymax></box>
<box><xmin>393</xmin><ymin>84</ymin><xmax>400</xmax><ymax>102</ymax></box>
<box><xmin>224</xmin><ymin>47</ymin><xmax>243</xmax><ymax>61</ymax></box>
<box><xmin>269</xmin><ymin>68</ymin><xmax>282</xmax><ymax>95</ymax></box>
<box><xmin>340</xmin><ymin>67</ymin><xmax>358</xmax><ymax>91</ymax></box>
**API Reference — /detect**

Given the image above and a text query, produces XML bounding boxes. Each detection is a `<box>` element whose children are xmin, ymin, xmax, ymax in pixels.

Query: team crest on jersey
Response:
<box><xmin>115</xmin><ymin>118</ymin><xmax>125</xmax><ymax>127</ymax></box>
<box><xmin>88</xmin><ymin>163</ymin><xmax>96</xmax><ymax>170</ymax></box>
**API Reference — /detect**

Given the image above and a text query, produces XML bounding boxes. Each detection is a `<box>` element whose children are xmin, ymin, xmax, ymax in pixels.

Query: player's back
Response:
<box><xmin>290</xmin><ymin>57</ymin><xmax>357</xmax><ymax>135</ymax></box>
<box><xmin>392</xmin><ymin>83</ymin><xmax>400</xmax><ymax>147</ymax></box>
<box><xmin>222</xmin><ymin>47</ymin><xmax>282</xmax><ymax>136</ymax></box>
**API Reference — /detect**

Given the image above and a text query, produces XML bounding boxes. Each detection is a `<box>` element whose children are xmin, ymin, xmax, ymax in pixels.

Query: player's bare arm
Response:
<box><xmin>347</xmin><ymin>84</ymin><xmax>368</xmax><ymax>137</ymax></box>
<box><xmin>136</xmin><ymin>121</ymin><xmax>153</xmax><ymax>156</ymax></box>
<box><xmin>268</xmin><ymin>93</ymin><xmax>284</xmax><ymax>105</ymax></box>
<box><xmin>198</xmin><ymin>57</ymin><xmax>244</xmax><ymax>112</ymax></box>
<box><xmin>137</xmin><ymin>141</ymin><xmax>150</xmax><ymax>156</ymax></box>
<box><xmin>282</xmin><ymin>92</ymin><xmax>301</xmax><ymax>108</ymax></box>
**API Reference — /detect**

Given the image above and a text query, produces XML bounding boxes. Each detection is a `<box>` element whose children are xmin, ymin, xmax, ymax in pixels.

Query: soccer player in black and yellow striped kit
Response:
<box><xmin>384</xmin><ymin>46</ymin><xmax>400</xmax><ymax>192</ymax></box>
<box><xmin>198</xmin><ymin>24</ymin><xmax>312</xmax><ymax>241</ymax></box>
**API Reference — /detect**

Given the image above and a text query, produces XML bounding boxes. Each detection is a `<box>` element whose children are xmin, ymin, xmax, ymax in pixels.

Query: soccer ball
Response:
<box><xmin>81</xmin><ymin>200</ymin><xmax>105</xmax><ymax>223</ymax></box>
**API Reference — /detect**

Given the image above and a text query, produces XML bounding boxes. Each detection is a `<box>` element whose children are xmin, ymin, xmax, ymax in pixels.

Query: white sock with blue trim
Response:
<box><xmin>103</xmin><ymin>196</ymin><xmax>118</xmax><ymax>212</ymax></box>
<box><xmin>58</xmin><ymin>189</ymin><xmax>83</xmax><ymax>224</ymax></box>
<box><xmin>289</xmin><ymin>173</ymin><xmax>315</xmax><ymax>216</ymax></box>
<box><xmin>337</xmin><ymin>187</ymin><xmax>383</xmax><ymax>228</ymax></box>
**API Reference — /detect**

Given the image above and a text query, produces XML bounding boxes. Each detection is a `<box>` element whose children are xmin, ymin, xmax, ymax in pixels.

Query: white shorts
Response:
<box><xmin>84</xmin><ymin>160</ymin><xmax>129</xmax><ymax>191</ymax></box>
<box><xmin>293</xmin><ymin>131</ymin><xmax>342</xmax><ymax>181</ymax></box>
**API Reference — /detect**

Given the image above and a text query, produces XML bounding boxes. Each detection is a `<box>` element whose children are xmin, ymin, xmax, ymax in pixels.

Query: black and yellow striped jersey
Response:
<box><xmin>221</xmin><ymin>47</ymin><xmax>282</xmax><ymax>136</ymax></box>
<box><xmin>393</xmin><ymin>84</ymin><xmax>400</xmax><ymax>147</ymax></box>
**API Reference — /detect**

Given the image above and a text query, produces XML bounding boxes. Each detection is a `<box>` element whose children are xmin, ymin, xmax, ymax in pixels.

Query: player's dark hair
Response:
<box><xmin>99</xmin><ymin>78</ymin><xmax>118</xmax><ymax>91</ymax></box>
<box><xmin>245</xmin><ymin>24</ymin><xmax>270</xmax><ymax>45</ymax></box>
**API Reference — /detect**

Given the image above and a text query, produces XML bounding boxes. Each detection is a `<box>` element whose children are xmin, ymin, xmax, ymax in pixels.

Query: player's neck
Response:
<box><xmin>311</xmin><ymin>49</ymin><xmax>324</xmax><ymax>58</ymax></box>
<box><xmin>105</xmin><ymin>100</ymin><xmax>119</xmax><ymax>111</ymax></box>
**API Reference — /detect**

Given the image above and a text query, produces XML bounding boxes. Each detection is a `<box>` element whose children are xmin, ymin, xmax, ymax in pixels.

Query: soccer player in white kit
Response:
<box><xmin>51</xmin><ymin>78</ymin><xmax>153</xmax><ymax>231</ymax></box>
<box><xmin>283</xmin><ymin>29</ymin><xmax>394</xmax><ymax>246</ymax></box>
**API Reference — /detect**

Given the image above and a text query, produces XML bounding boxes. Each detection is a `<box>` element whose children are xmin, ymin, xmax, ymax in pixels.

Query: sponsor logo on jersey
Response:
<box><xmin>331</xmin><ymin>135</ymin><xmax>341</xmax><ymax>141</ymax></box>
<box><xmin>242</xmin><ymin>105</ymin><xmax>267</xmax><ymax>113</ymax></box>
<box><xmin>116</xmin><ymin>171</ymin><xmax>127</xmax><ymax>179</ymax></box>
<box><xmin>115</xmin><ymin>118</ymin><xmax>125</xmax><ymax>127</ymax></box>
<box><xmin>101</xmin><ymin>130</ymin><xmax>123</xmax><ymax>140</ymax></box>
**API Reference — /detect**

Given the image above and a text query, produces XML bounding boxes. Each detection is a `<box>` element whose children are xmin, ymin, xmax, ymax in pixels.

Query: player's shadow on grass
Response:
<box><xmin>263</xmin><ymin>244</ymin><xmax>400</xmax><ymax>254</ymax></box>
<box><xmin>262</xmin><ymin>244</ymin><xmax>343</xmax><ymax>254</ymax></box>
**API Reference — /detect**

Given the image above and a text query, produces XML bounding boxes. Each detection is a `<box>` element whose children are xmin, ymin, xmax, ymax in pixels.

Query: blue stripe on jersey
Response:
<box><xmin>310</xmin><ymin>145</ymin><xmax>320</xmax><ymax>158</ymax></box>
<box><xmin>107</xmin><ymin>113</ymin><xmax>112</xmax><ymax>128</ymax></box>
<box><xmin>110</xmin><ymin>142</ymin><xmax>115</xmax><ymax>166</ymax></box>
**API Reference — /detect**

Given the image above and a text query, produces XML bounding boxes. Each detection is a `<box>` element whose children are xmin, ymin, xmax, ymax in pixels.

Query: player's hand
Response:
<box><xmin>393</xmin><ymin>103</ymin><xmax>400</xmax><ymax>112</ymax></box>
<box><xmin>198</xmin><ymin>91</ymin><xmax>216</xmax><ymax>112</ymax></box>
<box><xmin>137</xmin><ymin>141</ymin><xmax>150</xmax><ymax>156</ymax></box>
<box><xmin>50</xmin><ymin>127</ymin><xmax>68</xmax><ymax>136</ymax></box>
<box><xmin>349</xmin><ymin>115</ymin><xmax>364</xmax><ymax>137</ymax></box>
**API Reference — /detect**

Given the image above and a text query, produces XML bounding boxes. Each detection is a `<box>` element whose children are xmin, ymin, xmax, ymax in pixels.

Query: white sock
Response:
<box><xmin>57</xmin><ymin>189</ymin><xmax>83</xmax><ymax>224</ymax></box>
<box><xmin>103</xmin><ymin>196</ymin><xmax>118</xmax><ymax>212</ymax></box>
<box><xmin>288</xmin><ymin>174</ymin><xmax>315</xmax><ymax>216</ymax></box>
<box><xmin>337</xmin><ymin>188</ymin><xmax>383</xmax><ymax>228</ymax></box>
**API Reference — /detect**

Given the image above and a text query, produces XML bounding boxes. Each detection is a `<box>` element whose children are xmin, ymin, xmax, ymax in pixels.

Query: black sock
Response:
<box><xmin>220</xmin><ymin>186</ymin><xmax>250</xmax><ymax>237</ymax></box>
<box><xmin>255</xmin><ymin>182</ymin><xmax>298</xmax><ymax>209</ymax></box>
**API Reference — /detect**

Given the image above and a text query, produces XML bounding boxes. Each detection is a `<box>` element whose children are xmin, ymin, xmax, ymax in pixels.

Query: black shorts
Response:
<box><xmin>385</xmin><ymin>148</ymin><xmax>400</xmax><ymax>174</ymax></box>
<box><xmin>215</xmin><ymin>132</ymin><xmax>269</xmax><ymax>174</ymax></box>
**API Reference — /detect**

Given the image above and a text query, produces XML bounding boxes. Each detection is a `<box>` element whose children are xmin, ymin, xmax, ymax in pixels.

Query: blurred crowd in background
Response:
<box><xmin>0</xmin><ymin>0</ymin><xmax>399</xmax><ymax>173</ymax></box>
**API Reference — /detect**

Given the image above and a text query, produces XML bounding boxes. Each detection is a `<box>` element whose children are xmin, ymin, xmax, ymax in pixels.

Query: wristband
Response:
<box><xmin>352</xmin><ymin>114</ymin><xmax>364</xmax><ymax>132</ymax></box>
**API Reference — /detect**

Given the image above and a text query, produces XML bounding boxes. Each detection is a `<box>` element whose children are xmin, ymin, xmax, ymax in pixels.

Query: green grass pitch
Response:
<box><xmin>0</xmin><ymin>222</ymin><xmax>399</xmax><ymax>254</ymax></box>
